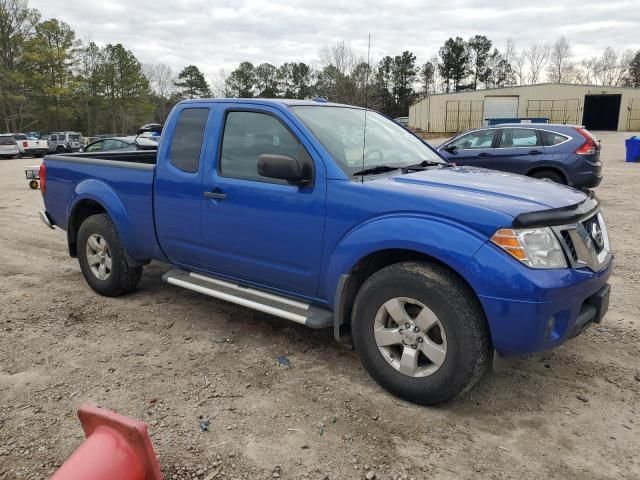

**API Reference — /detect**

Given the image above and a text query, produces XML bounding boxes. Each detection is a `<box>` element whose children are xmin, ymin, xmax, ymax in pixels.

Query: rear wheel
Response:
<box><xmin>531</xmin><ymin>169</ymin><xmax>565</xmax><ymax>184</ymax></box>
<box><xmin>77</xmin><ymin>214</ymin><xmax>142</xmax><ymax>296</ymax></box>
<box><xmin>351</xmin><ymin>261</ymin><xmax>491</xmax><ymax>405</ymax></box>
<box><xmin>56</xmin><ymin>146</ymin><xmax>65</xmax><ymax>154</ymax></box>
<box><xmin>29</xmin><ymin>180</ymin><xmax>38</xmax><ymax>189</ymax></box>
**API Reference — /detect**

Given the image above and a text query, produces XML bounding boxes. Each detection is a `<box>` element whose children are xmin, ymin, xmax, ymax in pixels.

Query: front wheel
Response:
<box><xmin>77</xmin><ymin>214</ymin><xmax>142</xmax><ymax>296</ymax></box>
<box><xmin>351</xmin><ymin>261</ymin><xmax>491</xmax><ymax>405</ymax></box>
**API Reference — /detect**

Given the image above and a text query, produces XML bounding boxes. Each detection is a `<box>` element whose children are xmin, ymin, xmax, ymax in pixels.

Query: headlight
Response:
<box><xmin>491</xmin><ymin>227</ymin><xmax>567</xmax><ymax>269</ymax></box>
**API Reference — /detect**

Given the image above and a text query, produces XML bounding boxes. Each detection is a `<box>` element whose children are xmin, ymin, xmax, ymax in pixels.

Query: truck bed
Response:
<box><xmin>42</xmin><ymin>149</ymin><xmax>161</xmax><ymax>261</ymax></box>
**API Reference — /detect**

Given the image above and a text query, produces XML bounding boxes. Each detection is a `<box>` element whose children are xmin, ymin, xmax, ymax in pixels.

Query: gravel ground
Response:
<box><xmin>1</xmin><ymin>131</ymin><xmax>639</xmax><ymax>480</ymax></box>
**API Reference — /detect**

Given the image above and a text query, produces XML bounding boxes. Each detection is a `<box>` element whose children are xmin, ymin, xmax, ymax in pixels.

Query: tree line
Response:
<box><xmin>2</xmin><ymin>0</ymin><xmax>639</xmax><ymax>134</ymax></box>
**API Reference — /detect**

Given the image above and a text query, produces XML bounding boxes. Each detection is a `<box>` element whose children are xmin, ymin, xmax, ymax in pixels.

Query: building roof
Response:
<box><xmin>413</xmin><ymin>82</ymin><xmax>640</xmax><ymax>103</ymax></box>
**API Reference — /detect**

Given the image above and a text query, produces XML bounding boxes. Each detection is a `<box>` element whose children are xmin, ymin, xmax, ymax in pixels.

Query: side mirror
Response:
<box><xmin>443</xmin><ymin>145</ymin><xmax>457</xmax><ymax>154</ymax></box>
<box><xmin>258</xmin><ymin>154</ymin><xmax>312</xmax><ymax>185</ymax></box>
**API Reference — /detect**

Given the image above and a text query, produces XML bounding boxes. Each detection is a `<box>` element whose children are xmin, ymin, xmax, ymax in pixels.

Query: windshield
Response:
<box><xmin>292</xmin><ymin>106</ymin><xmax>444</xmax><ymax>176</ymax></box>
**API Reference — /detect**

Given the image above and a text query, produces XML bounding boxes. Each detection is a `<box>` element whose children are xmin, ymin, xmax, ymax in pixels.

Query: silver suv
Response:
<box><xmin>47</xmin><ymin>132</ymin><xmax>83</xmax><ymax>153</ymax></box>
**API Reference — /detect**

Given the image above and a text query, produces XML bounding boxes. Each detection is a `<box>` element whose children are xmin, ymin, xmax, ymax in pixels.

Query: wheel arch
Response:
<box><xmin>66</xmin><ymin>180</ymin><xmax>138</xmax><ymax>262</ymax></box>
<box><xmin>526</xmin><ymin>165</ymin><xmax>568</xmax><ymax>184</ymax></box>
<box><xmin>327</xmin><ymin>216</ymin><xmax>489</xmax><ymax>342</ymax></box>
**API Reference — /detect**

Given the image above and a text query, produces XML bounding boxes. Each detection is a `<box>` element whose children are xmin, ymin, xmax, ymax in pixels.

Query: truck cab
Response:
<box><xmin>38</xmin><ymin>99</ymin><xmax>613</xmax><ymax>405</ymax></box>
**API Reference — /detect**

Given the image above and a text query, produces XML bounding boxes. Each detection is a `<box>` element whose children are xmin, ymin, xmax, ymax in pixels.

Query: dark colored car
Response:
<box><xmin>83</xmin><ymin>136</ymin><xmax>158</xmax><ymax>153</ymax></box>
<box><xmin>436</xmin><ymin>124</ymin><xmax>602</xmax><ymax>189</ymax></box>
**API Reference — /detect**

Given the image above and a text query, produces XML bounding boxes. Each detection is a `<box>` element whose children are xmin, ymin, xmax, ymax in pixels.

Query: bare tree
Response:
<box><xmin>319</xmin><ymin>40</ymin><xmax>362</xmax><ymax>76</ymax></box>
<box><xmin>513</xmin><ymin>51</ymin><xmax>527</xmax><ymax>85</ymax></box>
<box><xmin>595</xmin><ymin>47</ymin><xmax>634</xmax><ymax>86</ymax></box>
<box><xmin>576</xmin><ymin>57</ymin><xmax>599</xmax><ymax>84</ymax></box>
<box><xmin>525</xmin><ymin>43</ymin><xmax>550</xmax><ymax>84</ymax></box>
<box><xmin>209</xmin><ymin>68</ymin><xmax>229</xmax><ymax>98</ymax></box>
<box><xmin>503</xmin><ymin>38</ymin><xmax>516</xmax><ymax>65</ymax></box>
<box><xmin>547</xmin><ymin>37</ymin><xmax>574</xmax><ymax>83</ymax></box>
<box><xmin>143</xmin><ymin>63</ymin><xmax>176</xmax><ymax>121</ymax></box>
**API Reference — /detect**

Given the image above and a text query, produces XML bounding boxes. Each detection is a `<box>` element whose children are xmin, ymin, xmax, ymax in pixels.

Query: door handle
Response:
<box><xmin>529</xmin><ymin>150</ymin><xmax>543</xmax><ymax>155</ymax></box>
<box><xmin>478</xmin><ymin>152</ymin><xmax>491</xmax><ymax>158</ymax></box>
<box><xmin>204</xmin><ymin>191</ymin><xmax>227</xmax><ymax>200</ymax></box>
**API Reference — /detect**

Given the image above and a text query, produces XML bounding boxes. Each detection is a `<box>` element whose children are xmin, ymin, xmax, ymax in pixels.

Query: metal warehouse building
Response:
<box><xmin>409</xmin><ymin>83</ymin><xmax>640</xmax><ymax>133</ymax></box>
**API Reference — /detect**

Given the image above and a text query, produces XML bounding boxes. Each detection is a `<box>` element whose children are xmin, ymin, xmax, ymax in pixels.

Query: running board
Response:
<box><xmin>162</xmin><ymin>269</ymin><xmax>333</xmax><ymax>329</ymax></box>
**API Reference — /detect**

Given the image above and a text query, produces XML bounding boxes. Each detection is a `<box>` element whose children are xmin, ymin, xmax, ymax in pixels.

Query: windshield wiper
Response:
<box><xmin>353</xmin><ymin>165</ymin><xmax>400</xmax><ymax>176</ymax></box>
<box><xmin>401</xmin><ymin>160</ymin><xmax>449</xmax><ymax>172</ymax></box>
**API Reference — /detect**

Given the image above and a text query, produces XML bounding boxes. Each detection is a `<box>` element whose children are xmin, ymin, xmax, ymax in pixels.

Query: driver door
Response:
<box><xmin>197</xmin><ymin>106</ymin><xmax>327</xmax><ymax>297</ymax></box>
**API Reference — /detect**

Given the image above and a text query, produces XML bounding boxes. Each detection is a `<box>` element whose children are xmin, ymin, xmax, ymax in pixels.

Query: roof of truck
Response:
<box><xmin>180</xmin><ymin>98</ymin><xmax>358</xmax><ymax>108</ymax></box>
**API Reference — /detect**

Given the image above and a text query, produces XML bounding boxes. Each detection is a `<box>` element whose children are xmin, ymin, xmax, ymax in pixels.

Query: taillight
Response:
<box><xmin>575</xmin><ymin>128</ymin><xmax>598</xmax><ymax>155</ymax></box>
<box><xmin>39</xmin><ymin>163</ymin><xmax>46</xmax><ymax>195</ymax></box>
<box><xmin>23</xmin><ymin>141</ymin><xmax>28</xmax><ymax>148</ymax></box>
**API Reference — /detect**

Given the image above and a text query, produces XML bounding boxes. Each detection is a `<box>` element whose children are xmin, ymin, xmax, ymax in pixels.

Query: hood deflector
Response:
<box><xmin>512</xmin><ymin>192</ymin><xmax>598</xmax><ymax>228</ymax></box>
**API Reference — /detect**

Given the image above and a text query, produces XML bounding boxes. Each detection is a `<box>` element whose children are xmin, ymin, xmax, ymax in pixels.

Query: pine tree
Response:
<box><xmin>175</xmin><ymin>65</ymin><xmax>211</xmax><ymax>99</ymax></box>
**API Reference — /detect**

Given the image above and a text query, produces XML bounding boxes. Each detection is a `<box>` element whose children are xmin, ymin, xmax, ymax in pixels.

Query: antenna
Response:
<box><xmin>360</xmin><ymin>33</ymin><xmax>371</xmax><ymax>184</ymax></box>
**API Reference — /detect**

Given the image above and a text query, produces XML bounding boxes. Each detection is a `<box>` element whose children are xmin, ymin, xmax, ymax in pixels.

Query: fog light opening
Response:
<box><xmin>545</xmin><ymin>317</ymin><xmax>555</xmax><ymax>340</ymax></box>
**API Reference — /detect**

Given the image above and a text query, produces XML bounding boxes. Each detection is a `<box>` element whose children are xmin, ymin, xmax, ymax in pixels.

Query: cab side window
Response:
<box><xmin>450</xmin><ymin>129</ymin><xmax>497</xmax><ymax>149</ymax></box>
<box><xmin>168</xmin><ymin>108</ymin><xmax>209</xmax><ymax>173</ymax></box>
<box><xmin>219</xmin><ymin>111</ymin><xmax>301</xmax><ymax>182</ymax></box>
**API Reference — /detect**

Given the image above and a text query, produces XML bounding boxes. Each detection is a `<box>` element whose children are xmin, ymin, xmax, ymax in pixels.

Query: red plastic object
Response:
<box><xmin>51</xmin><ymin>404</ymin><xmax>163</xmax><ymax>480</ymax></box>
<box><xmin>39</xmin><ymin>162</ymin><xmax>46</xmax><ymax>195</ymax></box>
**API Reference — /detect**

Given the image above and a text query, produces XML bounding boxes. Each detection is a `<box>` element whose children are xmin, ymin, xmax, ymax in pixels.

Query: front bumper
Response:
<box><xmin>466</xmin><ymin>242</ymin><xmax>613</xmax><ymax>356</ymax></box>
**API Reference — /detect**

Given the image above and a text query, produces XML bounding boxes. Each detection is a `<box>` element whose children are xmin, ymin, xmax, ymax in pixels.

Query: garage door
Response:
<box><xmin>484</xmin><ymin>96</ymin><xmax>519</xmax><ymax>122</ymax></box>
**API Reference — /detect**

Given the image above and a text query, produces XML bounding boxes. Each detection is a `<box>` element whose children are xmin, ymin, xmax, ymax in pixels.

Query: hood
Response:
<box><xmin>374</xmin><ymin>165</ymin><xmax>588</xmax><ymax>220</ymax></box>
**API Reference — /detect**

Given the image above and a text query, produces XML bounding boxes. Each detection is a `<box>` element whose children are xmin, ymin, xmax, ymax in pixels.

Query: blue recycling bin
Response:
<box><xmin>626</xmin><ymin>136</ymin><xmax>640</xmax><ymax>162</ymax></box>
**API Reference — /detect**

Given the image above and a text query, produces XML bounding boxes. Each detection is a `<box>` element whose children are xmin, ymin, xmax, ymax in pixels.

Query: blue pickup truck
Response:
<box><xmin>38</xmin><ymin>99</ymin><xmax>613</xmax><ymax>405</ymax></box>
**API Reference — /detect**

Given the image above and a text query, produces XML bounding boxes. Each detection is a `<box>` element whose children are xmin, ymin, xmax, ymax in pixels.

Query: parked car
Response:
<box><xmin>437</xmin><ymin>124</ymin><xmax>602</xmax><ymax>189</ymax></box>
<box><xmin>0</xmin><ymin>134</ymin><xmax>20</xmax><ymax>159</ymax></box>
<box><xmin>38</xmin><ymin>99</ymin><xmax>612</xmax><ymax>405</ymax></box>
<box><xmin>82</xmin><ymin>136</ymin><xmax>158</xmax><ymax>153</ymax></box>
<box><xmin>394</xmin><ymin>116</ymin><xmax>409</xmax><ymax>127</ymax></box>
<box><xmin>47</xmin><ymin>131</ymin><xmax>83</xmax><ymax>153</ymax></box>
<box><xmin>11</xmin><ymin>133</ymin><xmax>49</xmax><ymax>157</ymax></box>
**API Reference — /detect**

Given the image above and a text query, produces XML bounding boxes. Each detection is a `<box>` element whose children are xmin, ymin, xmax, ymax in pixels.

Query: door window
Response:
<box><xmin>50</xmin><ymin>135</ymin><xmax>57</xmax><ymax>141</ymax></box>
<box><xmin>219</xmin><ymin>111</ymin><xmax>301</xmax><ymax>182</ymax></box>
<box><xmin>102</xmin><ymin>139</ymin><xmax>128</xmax><ymax>151</ymax></box>
<box><xmin>85</xmin><ymin>141</ymin><xmax>103</xmax><ymax>152</ymax></box>
<box><xmin>498</xmin><ymin>129</ymin><xmax>541</xmax><ymax>148</ymax></box>
<box><xmin>449</xmin><ymin>129</ymin><xmax>497</xmax><ymax>149</ymax></box>
<box><xmin>168</xmin><ymin>108</ymin><xmax>209</xmax><ymax>173</ymax></box>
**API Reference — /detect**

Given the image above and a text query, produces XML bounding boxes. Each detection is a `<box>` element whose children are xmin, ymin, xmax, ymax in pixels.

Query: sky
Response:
<box><xmin>29</xmin><ymin>0</ymin><xmax>640</xmax><ymax>85</ymax></box>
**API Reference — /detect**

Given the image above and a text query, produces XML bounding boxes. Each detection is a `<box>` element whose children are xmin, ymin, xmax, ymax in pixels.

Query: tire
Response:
<box><xmin>56</xmin><ymin>146</ymin><xmax>65</xmax><ymax>154</ymax></box>
<box><xmin>351</xmin><ymin>261</ymin><xmax>491</xmax><ymax>405</ymax></box>
<box><xmin>29</xmin><ymin>180</ymin><xmax>38</xmax><ymax>189</ymax></box>
<box><xmin>77</xmin><ymin>214</ymin><xmax>142</xmax><ymax>297</ymax></box>
<box><xmin>531</xmin><ymin>169</ymin><xmax>565</xmax><ymax>184</ymax></box>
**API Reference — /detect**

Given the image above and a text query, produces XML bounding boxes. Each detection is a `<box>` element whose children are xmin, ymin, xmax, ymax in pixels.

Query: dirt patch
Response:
<box><xmin>1</xmin><ymin>132</ymin><xmax>639</xmax><ymax>479</ymax></box>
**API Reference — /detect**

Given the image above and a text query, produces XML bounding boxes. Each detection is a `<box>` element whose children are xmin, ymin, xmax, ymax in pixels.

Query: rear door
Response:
<box><xmin>491</xmin><ymin>127</ymin><xmax>545</xmax><ymax>174</ymax></box>
<box><xmin>154</xmin><ymin>105</ymin><xmax>214</xmax><ymax>266</ymax></box>
<box><xmin>439</xmin><ymin>128</ymin><xmax>498</xmax><ymax>166</ymax></box>
<box><xmin>197</xmin><ymin>105</ymin><xmax>326</xmax><ymax>296</ymax></box>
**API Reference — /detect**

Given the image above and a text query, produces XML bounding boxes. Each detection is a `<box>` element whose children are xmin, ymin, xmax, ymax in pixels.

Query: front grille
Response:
<box><xmin>553</xmin><ymin>211</ymin><xmax>611</xmax><ymax>272</ymax></box>
<box><xmin>561</xmin><ymin>230</ymin><xmax>578</xmax><ymax>261</ymax></box>
<box><xmin>581</xmin><ymin>215</ymin><xmax>604</xmax><ymax>253</ymax></box>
